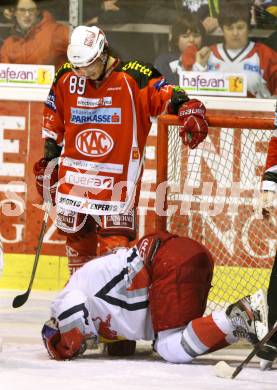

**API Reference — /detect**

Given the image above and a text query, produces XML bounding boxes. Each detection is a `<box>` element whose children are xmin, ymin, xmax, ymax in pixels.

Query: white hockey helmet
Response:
<box><xmin>67</xmin><ymin>26</ymin><xmax>108</xmax><ymax>68</ymax></box>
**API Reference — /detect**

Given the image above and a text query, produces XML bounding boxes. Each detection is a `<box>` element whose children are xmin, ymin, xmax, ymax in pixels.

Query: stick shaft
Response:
<box><xmin>12</xmin><ymin>203</ymin><xmax>51</xmax><ymax>308</ymax></box>
<box><xmin>232</xmin><ymin>322</ymin><xmax>277</xmax><ymax>378</ymax></box>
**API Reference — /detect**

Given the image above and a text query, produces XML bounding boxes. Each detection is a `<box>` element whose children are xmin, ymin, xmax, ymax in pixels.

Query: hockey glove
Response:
<box><xmin>178</xmin><ymin>99</ymin><xmax>208</xmax><ymax>149</ymax></box>
<box><xmin>258</xmin><ymin>190</ymin><xmax>275</xmax><ymax>220</ymax></box>
<box><xmin>33</xmin><ymin>158</ymin><xmax>58</xmax><ymax>205</ymax></box>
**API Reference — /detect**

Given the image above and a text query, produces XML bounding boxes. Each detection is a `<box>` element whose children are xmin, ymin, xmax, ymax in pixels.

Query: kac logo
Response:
<box><xmin>76</xmin><ymin>129</ymin><xmax>114</xmax><ymax>157</ymax></box>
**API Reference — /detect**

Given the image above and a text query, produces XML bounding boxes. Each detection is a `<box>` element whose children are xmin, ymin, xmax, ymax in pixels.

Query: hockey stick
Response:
<box><xmin>12</xmin><ymin>202</ymin><xmax>51</xmax><ymax>308</ymax></box>
<box><xmin>215</xmin><ymin>322</ymin><xmax>277</xmax><ymax>379</ymax></box>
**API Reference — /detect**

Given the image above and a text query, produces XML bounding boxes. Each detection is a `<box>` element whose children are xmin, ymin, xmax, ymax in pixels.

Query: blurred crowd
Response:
<box><xmin>0</xmin><ymin>0</ymin><xmax>276</xmax><ymax>97</ymax></box>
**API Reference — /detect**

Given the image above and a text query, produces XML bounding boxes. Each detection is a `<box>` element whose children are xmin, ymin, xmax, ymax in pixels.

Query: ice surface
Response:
<box><xmin>0</xmin><ymin>290</ymin><xmax>276</xmax><ymax>390</ymax></box>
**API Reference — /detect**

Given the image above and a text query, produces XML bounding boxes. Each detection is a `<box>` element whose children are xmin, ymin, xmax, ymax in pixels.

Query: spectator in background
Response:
<box><xmin>0</xmin><ymin>0</ymin><xmax>69</xmax><ymax>69</ymax></box>
<box><xmin>193</xmin><ymin>0</ymin><xmax>277</xmax><ymax>98</ymax></box>
<box><xmin>155</xmin><ymin>15</ymin><xmax>207</xmax><ymax>84</ymax></box>
<box><xmin>0</xmin><ymin>2</ymin><xmax>10</xmax><ymax>45</ymax></box>
<box><xmin>0</xmin><ymin>0</ymin><xmax>13</xmax><ymax>22</ymax></box>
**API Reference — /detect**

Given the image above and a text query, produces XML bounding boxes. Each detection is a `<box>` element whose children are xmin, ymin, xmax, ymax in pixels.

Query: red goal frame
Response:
<box><xmin>155</xmin><ymin>108</ymin><xmax>276</xmax><ymax>231</ymax></box>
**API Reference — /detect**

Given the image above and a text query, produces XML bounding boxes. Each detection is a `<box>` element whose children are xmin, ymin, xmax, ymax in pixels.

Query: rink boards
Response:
<box><xmin>0</xmin><ymin>253</ymin><xmax>270</xmax><ymax>306</ymax></box>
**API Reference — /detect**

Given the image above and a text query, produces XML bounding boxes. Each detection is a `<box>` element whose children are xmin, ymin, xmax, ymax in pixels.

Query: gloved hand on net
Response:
<box><xmin>258</xmin><ymin>190</ymin><xmax>276</xmax><ymax>220</ymax></box>
<box><xmin>178</xmin><ymin>99</ymin><xmax>208</xmax><ymax>149</ymax></box>
<box><xmin>33</xmin><ymin>158</ymin><xmax>58</xmax><ymax>206</ymax></box>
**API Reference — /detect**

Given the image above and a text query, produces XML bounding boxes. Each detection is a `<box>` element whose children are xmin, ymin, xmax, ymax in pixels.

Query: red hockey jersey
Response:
<box><xmin>42</xmin><ymin>60</ymin><xmax>175</xmax><ymax>215</ymax></box>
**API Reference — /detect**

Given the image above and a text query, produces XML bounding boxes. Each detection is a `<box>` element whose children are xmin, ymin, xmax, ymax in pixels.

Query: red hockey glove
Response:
<box><xmin>178</xmin><ymin>99</ymin><xmax>208</xmax><ymax>149</ymax></box>
<box><xmin>33</xmin><ymin>158</ymin><xmax>58</xmax><ymax>205</ymax></box>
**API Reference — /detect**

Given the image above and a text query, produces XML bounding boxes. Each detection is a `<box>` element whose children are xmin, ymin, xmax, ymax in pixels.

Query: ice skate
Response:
<box><xmin>226</xmin><ymin>289</ymin><xmax>268</xmax><ymax>345</ymax></box>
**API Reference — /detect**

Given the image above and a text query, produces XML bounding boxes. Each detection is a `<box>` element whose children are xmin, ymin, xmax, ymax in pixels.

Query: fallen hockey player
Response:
<box><xmin>42</xmin><ymin>232</ymin><xmax>268</xmax><ymax>363</ymax></box>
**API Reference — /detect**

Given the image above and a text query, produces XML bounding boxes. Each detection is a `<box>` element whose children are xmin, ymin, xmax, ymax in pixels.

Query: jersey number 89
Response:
<box><xmin>69</xmin><ymin>76</ymin><xmax>86</xmax><ymax>95</ymax></box>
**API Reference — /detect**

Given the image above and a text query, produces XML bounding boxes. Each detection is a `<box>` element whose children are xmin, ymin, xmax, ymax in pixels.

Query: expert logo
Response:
<box><xmin>76</xmin><ymin>128</ymin><xmax>114</xmax><ymax>157</ymax></box>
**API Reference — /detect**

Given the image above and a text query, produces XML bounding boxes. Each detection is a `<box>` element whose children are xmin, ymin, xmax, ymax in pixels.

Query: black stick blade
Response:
<box><xmin>12</xmin><ymin>291</ymin><xmax>30</xmax><ymax>308</ymax></box>
<box><xmin>11</xmin><ymin>203</ymin><xmax>51</xmax><ymax>309</ymax></box>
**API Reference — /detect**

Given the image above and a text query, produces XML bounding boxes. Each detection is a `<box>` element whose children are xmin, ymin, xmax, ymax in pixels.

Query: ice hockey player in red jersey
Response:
<box><xmin>41</xmin><ymin>232</ymin><xmax>268</xmax><ymax>362</ymax></box>
<box><xmin>33</xmin><ymin>25</ymin><xmax>208</xmax><ymax>274</ymax></box>
<box><xmin>34</xmin><ymin>24</ymin><xmax>208</xmax><ymax>357</ymax></box>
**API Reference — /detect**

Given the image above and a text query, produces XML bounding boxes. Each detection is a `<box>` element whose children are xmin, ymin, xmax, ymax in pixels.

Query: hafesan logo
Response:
<box><xmin>76</xmin><ymin>129</ymin><xmax>114</xmax><ymax>157</ymax></box>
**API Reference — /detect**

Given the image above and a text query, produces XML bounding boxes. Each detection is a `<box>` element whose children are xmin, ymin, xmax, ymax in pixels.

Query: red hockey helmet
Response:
<box><xmin>42</xmin><ymin>318</ymin><xmax>88</xmax><ymax>360</ymax></box>
<box><xmin>42</xmin><ymin>318</ymin><xmax>62</xmax><ymax>360</ymax></box>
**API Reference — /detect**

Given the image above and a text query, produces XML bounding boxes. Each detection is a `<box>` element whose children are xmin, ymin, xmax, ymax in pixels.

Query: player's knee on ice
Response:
<box><xmin>155</xmin><ymin>329</ymin><xmax>193</xmax><ymax>364</ymax></box>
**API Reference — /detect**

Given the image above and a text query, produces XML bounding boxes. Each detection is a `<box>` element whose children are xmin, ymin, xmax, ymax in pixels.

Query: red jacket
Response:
<box><xmin>0</xmin><ymin>11</ymin><xmax>69</xmax><ymax>69</ymax></box>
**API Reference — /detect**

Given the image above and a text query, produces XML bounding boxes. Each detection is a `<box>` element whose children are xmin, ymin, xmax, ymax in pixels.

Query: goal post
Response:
<box><xmin>155</xmin><ymin>97</ymin><xmax>276</xmax><ymax>312</ymax></box>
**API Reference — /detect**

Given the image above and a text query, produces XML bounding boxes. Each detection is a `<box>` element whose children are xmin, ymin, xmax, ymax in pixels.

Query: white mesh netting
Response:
<box><xmin>161</xmin><ymin>125</ymin><xmax>276</xmax><ymax>313</ymax></box>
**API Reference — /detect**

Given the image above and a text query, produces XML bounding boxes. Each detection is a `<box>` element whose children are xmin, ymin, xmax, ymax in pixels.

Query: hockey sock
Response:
<box><xmin>155</xmin><ymin>311</ymin><xmax>237</xmax><ymax>364</ymax></box>
<box><xmin>181</xmin><ymin>311</ymin><xmax>237</xmax><ymax>358</ymax></box>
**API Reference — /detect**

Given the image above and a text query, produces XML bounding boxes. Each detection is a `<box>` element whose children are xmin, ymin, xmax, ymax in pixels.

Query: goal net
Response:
<box><xmin>155</xmin><ymin>97</ymin><xmax>276</xmax><ymax>313</ymax></box>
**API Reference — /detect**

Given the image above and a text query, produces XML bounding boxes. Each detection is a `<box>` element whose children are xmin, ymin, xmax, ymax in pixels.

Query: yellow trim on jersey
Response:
<box><xmin>122</xmin><ymin>61</ymin><xmax>153</xmax><ymax>77</ymax></box>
